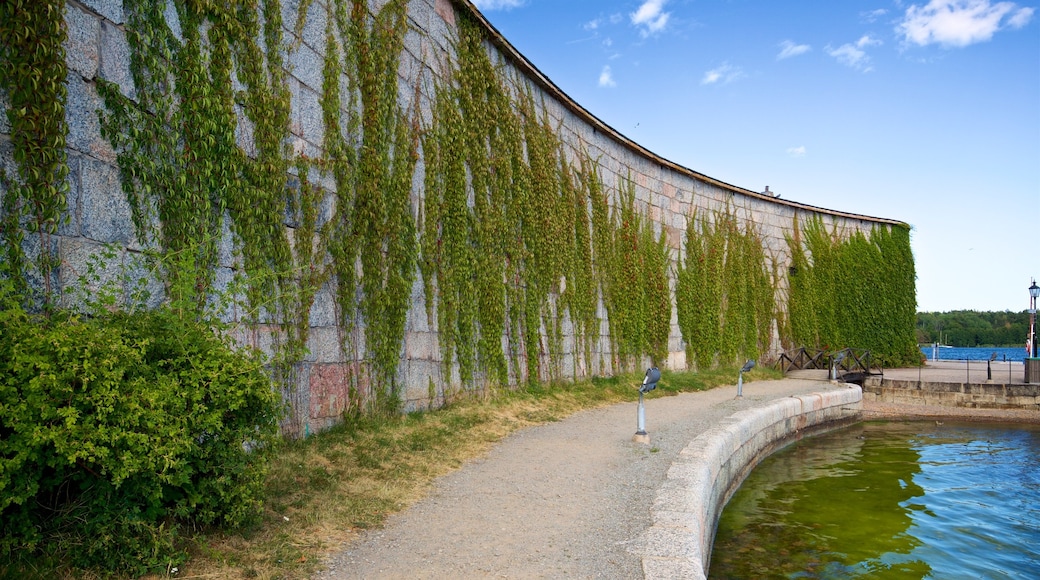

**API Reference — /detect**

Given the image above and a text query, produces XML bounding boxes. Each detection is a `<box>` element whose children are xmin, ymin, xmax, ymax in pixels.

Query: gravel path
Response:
<box><xmin>316</xmin><ymin>379</ymin><xmax>849</xmax><ymax>579</ymax></box>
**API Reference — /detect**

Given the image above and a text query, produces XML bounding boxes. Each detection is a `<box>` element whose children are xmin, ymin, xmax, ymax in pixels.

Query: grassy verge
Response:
<box><xmin>10</xmin><ymin>365</ymin><xmax>780</xmax><ymax>579</ymax></box>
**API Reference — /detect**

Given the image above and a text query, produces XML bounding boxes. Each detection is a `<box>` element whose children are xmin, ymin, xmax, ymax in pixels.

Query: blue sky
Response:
<box><xmin>468</xmin><ymin>0</ymin><xmax>1040</xmax><ymax>313</ymax></box>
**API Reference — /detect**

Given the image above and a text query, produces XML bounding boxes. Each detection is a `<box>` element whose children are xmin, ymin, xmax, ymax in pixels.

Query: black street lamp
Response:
<box><xmin>1029</xmin><ymin>280</ymin><xmax>1039</xmax><ymax>359</ymax></box>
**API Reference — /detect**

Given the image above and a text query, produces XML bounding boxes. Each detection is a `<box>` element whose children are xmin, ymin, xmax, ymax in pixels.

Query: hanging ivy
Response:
<box><xmin>0</xmin><ymin>0</ymin><xmax>69</xmax><ymax>306</ymax></box>
<box><xmin>785</xmin><ymin>215</ymin><xmax>919</xmax><ymax>366</ymax></box>
<box><xmin>319</xmin><ymin>0</ymin><xmax>418</xmax><ymax>413</ymax></box>
<box><xmin>676</xmin><ymin>206</ymin><xmax>774</xmax><ymax>368</ymax></box>
<box><xmin>96</xmin><ymin>0</ymin><xmax>322</xmax><ymax>405</ymax></box>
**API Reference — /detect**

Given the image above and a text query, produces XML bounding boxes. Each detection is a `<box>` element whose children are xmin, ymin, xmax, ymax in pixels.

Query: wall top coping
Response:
<box><xmin>454</xmin><ymin>0</ymin><xmax>908</xmax><ymax>229</ymax></box>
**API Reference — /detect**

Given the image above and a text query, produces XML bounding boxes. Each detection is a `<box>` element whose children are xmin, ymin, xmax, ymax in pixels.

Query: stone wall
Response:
<box><xmin>1</xmin><ymin>0</ymin><xmax>905</xmax><ymax>434</ymax></box>
<box><xmin>863</xmin><ymin>378</ymin><xmax>1040</xmax><ymax>410</ymax></box>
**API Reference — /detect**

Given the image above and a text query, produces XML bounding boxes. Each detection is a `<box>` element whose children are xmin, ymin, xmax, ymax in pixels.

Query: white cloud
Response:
<box><xmin>857</xmin><ymin>34</ymin><xmax>883</xmax><ymax>48</ymax></box>
<box><xmin>585</xmin><ymin>18</ymin><xmax>602</xmax><ymax>31</ymax></box>
<box><xmin>827</xmin><ymin>35</ymin><xmax>881</xmax><ymax>71</ymax></box>
<box><xmin>897</xmin><ymin>0</ymin><xmax>1035</xmax><ymax>47</ymax></box>
<box><xmin>599</xmin><ymin>65</ymin><xmax>617</xmax><ymax>87</ymax></box>
<box><xmin>471</xmin><ymin>0</ymin><xmax>526</xmax><ymax>11</ymax></box>
<box><xmin>701</xmin><ymin>63</ymin><xmax>746</xmax><ymax>85</ymax></box>
<box><xmin>631</xmin><ymin>0</ymin><xmax>671</xmax><ymax>36</ymax></box>
<box><xmin>828</xmin><ymin>44</ymin><xmax>872</xmax><ymax>70</ymax></box>
<box><xmin>787</xmin><ymin>146</ymin><xmax>807</xmax><ymax>158</ymax></box>
<box><xmin>777</xmin><ymin>40</ymin><xmax>811</xmax><ymax>60</ymax></box>
<box><xmin>862</xmin><ymin>8</ymin><xmax>889</xmax><ymax>22</ymax></box>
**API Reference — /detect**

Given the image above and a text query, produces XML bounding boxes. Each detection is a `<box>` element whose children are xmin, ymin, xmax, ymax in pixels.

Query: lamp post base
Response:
<box><xmin>1026</xmin><ymin>358</ymin><xmax>1040</xmax><ymax>384</ymax></box>
<box><xmin>633</xmin><ymin>431</ymin><xmax>651</xmax><ymax>444</ymax></box>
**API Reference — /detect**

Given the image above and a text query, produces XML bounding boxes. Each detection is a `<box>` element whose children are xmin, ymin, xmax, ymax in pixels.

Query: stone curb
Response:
<box><xmin>637</xmin><ymin>386</ymin><xmax>863</xmax><ymax>579</ymax></box>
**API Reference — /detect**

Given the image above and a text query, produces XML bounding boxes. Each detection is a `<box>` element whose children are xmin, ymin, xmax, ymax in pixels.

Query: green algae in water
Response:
<box><xmin>710</xmin><ymin>421</ymin><xmax>1040</xmax><ymax>579</ymax></box>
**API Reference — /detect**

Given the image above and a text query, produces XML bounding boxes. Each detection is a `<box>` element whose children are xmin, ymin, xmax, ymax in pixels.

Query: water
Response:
<box><xmin>919</xmin><ymin>345</ymin><xmax>1029</xmax><ymax>362</ymax></box>
<box><xmin>710</xmin><ymin>421</ymin><xmax>1040</xmax><ymax>579</ymax></box>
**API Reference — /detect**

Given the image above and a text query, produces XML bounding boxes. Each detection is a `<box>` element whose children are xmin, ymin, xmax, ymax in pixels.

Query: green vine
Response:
<box><xmin>676</xmin><ymin>206</ymin><xmax>773</xmax><ymax>368</ymax></box>
<box><xmin>785</xmin><ymin>216</ymin><xmax>918</xmax><ymax>365</ymax></box>
<box><xmin>312</xmin><ymin>0</ymin><xmax>419</xmax><ymax>413</ymax></box>
<box><xmin>422</xmin><ymin>13</ymin><xmax>675</xmax><ymax>388</ymax></box>
<box><xmin>0</xmin><ymin>0</ymin><xmax>69</xmax><ymax>305</ymax></box>
<box><xmin>96</xmin><ymin>0</ymin><xmax>324</xmax><ymax>421</ymax></box>
<box><xmin>603</xmin><ymin>176</ymin><xmax>671</xmax><ymax>367</ymax></box>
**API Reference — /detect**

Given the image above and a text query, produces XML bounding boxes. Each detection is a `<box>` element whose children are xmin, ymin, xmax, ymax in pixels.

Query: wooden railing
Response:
<box><xmin>776</xmin><ymin>347</ymin><xmax>883</xmax><ymax>383</ymax></box>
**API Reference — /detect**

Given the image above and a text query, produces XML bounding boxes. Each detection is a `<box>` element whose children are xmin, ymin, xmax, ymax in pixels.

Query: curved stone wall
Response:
<box><xmin>638</xmin><ymin>385</ymin><xmax>863</xmax><ymax>578</ymax></box>
<box><xmin>1</xmin><ymin>0</ymin><xmax>901</xmax><ymax>433</ymax></box>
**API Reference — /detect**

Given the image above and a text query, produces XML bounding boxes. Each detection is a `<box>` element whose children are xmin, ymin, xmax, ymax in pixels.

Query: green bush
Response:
<box><xmin>0</xmin><ymin>289</ymin><xmax>281</xmax><ymax>575</ymax></box>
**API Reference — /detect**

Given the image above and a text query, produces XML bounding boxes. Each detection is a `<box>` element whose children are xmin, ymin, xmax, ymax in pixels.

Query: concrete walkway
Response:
<box><xmin>318</xmin><ymin>377</ymin><xmax>856</xmax><ymax>579</ymax></box>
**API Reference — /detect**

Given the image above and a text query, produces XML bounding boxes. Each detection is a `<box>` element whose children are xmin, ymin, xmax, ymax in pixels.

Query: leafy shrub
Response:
<box><xmin>0</xmin><ymin>284</ymin><xmax>281</xmax><ymax>575</ymax></box>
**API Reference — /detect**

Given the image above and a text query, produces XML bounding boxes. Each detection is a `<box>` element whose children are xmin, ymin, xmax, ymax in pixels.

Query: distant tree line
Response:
<box><xmin>916</xmin><ymin>310</ymin><xmax>1032</xmax><ymax>347</ymax></box>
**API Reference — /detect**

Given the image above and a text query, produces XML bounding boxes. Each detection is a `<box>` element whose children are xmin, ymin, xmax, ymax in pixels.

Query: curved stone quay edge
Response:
<box><xmin>634</xmin><ymin>386</ymin><xmax>861</xmax><ymax>580</ymax></box>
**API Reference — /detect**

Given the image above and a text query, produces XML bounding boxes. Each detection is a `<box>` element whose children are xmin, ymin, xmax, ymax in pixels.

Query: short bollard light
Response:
<box><xmin>830</xmin><ymin>351</ymin><xmax>847</xmax><ymax>381</ymax></box>
<box><xmin>736</xmin><ymin>359</ymin><xmax>755</xmax><ymax>398</ymax></box>
<box><xmin>633</xmin><ymin>367</ymin><xmax>661</xmax><ymax>444</ymax></box>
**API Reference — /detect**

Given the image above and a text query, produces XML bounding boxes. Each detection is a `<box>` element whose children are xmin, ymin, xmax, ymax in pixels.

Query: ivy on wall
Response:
<box><xmin>0</xmin><ymin>0</ymin><xmax>69</xmax><ymax>305</ymax></box>
<box><xmin>322</xmin><ymin>0</ymin><xmax>418</xmax><ymax>413</ymax></box>
<box><xmin>95</xmin><ymin>0</ymin><xmax>319</xmax><ymax>398</ymax></box>
<box><xmin>675</xmin><ymin>207</ymin><xmax>774</xmax><ymax>369</ymax></box>
<box><xmin>785</xmin><ymin>216</ymin><xmax>919</xmax><ymax>366</ymax></box>
<box><xmin>94</xmin><ymin>0</ymin><xmax>421</xmax><ymax>416</ymax></box>
<box><xmin>602</xmin><ymin>176</ymin><xmax>671</xmax><ymax>366</ymax></box>
<box><xmin>0</xmin><ymin>0</ymin><xmax>922</xmax><ymax>420</ymax></box>
<box><xmin>421</xmin><ymin>13</ymin><xmax>673</xmax><ymax>393</ymax></box>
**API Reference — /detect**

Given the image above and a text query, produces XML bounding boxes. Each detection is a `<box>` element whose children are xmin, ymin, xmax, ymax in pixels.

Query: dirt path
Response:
<box><xmin>316</xmin><ymin>379</ymin><xmax>848</xmax><ymax>579</ymax></box>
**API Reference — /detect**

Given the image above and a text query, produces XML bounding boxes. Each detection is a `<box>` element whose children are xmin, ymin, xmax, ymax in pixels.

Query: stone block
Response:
<box><xmin>164</xmin><ymin>0</ymin><xmax>183</xmax><ymax>41</ymax></box>
<box><xmin>99</xmin><ymin>21</ymin><xmax>134</xmax><ymax>99</ymax></box>
<box><xmin>289</xmin><ymin>41</ymin><xmax>323</xmax><ymax>93</ymax></box>
<box><xmin>79</xmin><ymin>157</ymin><xmax>136</xmax><ymax>245</ymax></box>
<box><xmin>58</xmin><ymin>155</ymin><xmax>81</xmax><ymax>237</ymax></box>
<box><xmin>308</xmin><ymin>282</ymin><xmax>338</xmax><ymax>327</ymax></box>
<box><xmin>405</xmin><ymin>331</ymin><xmax>437</xmax><ymax>360</ymax></box>
<box><xmin>65</xmin><ymin>76</ymin><xmax>115</xmax><ymax>162</ymax></box>
<box><xmin>309</xmin><ymin>362</ymin><xmax>362</xmax><ymax>420</ymax></box>
<box><xmin>305</xmin><ymin>325</ymin><xmax>345</xmax><ymax>363</ymax></box>
<box><xmin>297</xmin><ymin>84</ymin><xmax>323</xmax><ymax>146</ymax></box>
<box><xmin>122</xmin><ymin>250</ymin><xmax>165</xmax><ymax>310</ymax></box>
<box><xmin>408</xmin><ymin>0</ymin><xmax>433</xmax><ymax>34</ymax></box>
<box><xmin>297</xmin><ymin>0</ymin><xmax>327</xmax><ymax>54</ymax></box>
<box><xmin>235</xmin><ymin>104</ymin><xmax>258</xmax><ymax>159</ymax></box>
<box><xmin>80</xmin><ymin>0</ymin><xmax>123</xmax><ymax>24</ymax></box>
<box><xmin>208</xmin><ymin>266</ymin><xmax>240</xmax><ymax>323</ymax></box>
<box><xmin>65</xmin><ymin>4</ymin><xmax>100</xmax><ymax>79</ymax></box>
<box><xmin>217</xmin><ymin>213</ymin><xmax>239</xmax><ymax>268</ymax></box>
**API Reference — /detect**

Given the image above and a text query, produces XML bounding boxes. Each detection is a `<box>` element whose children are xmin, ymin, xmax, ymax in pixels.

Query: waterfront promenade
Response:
<box><xmin>318</xmin><ymin>378</ymin><xmax>854</xmax><ymax>579</ymax></box>
<box><xmin>317</xmin><ymin>366</ymin><xmax>1038</xmax><ymax>579</ymax></box>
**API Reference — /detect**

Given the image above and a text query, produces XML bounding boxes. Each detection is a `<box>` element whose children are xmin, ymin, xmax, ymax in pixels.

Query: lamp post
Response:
<box><xmin>737</xmin><ymin>359</ymin><xmax>755</xmax><ymax>398</ymax></box>
<box><xmin>1029</xmin><ymin>280</ymin><xmax>1039</xmax><ymax>359</ymax></box>
<box><xmin>633</xmin><ymin>367</ymin><xmax>661</xmax><ymax>444</ymax></box>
